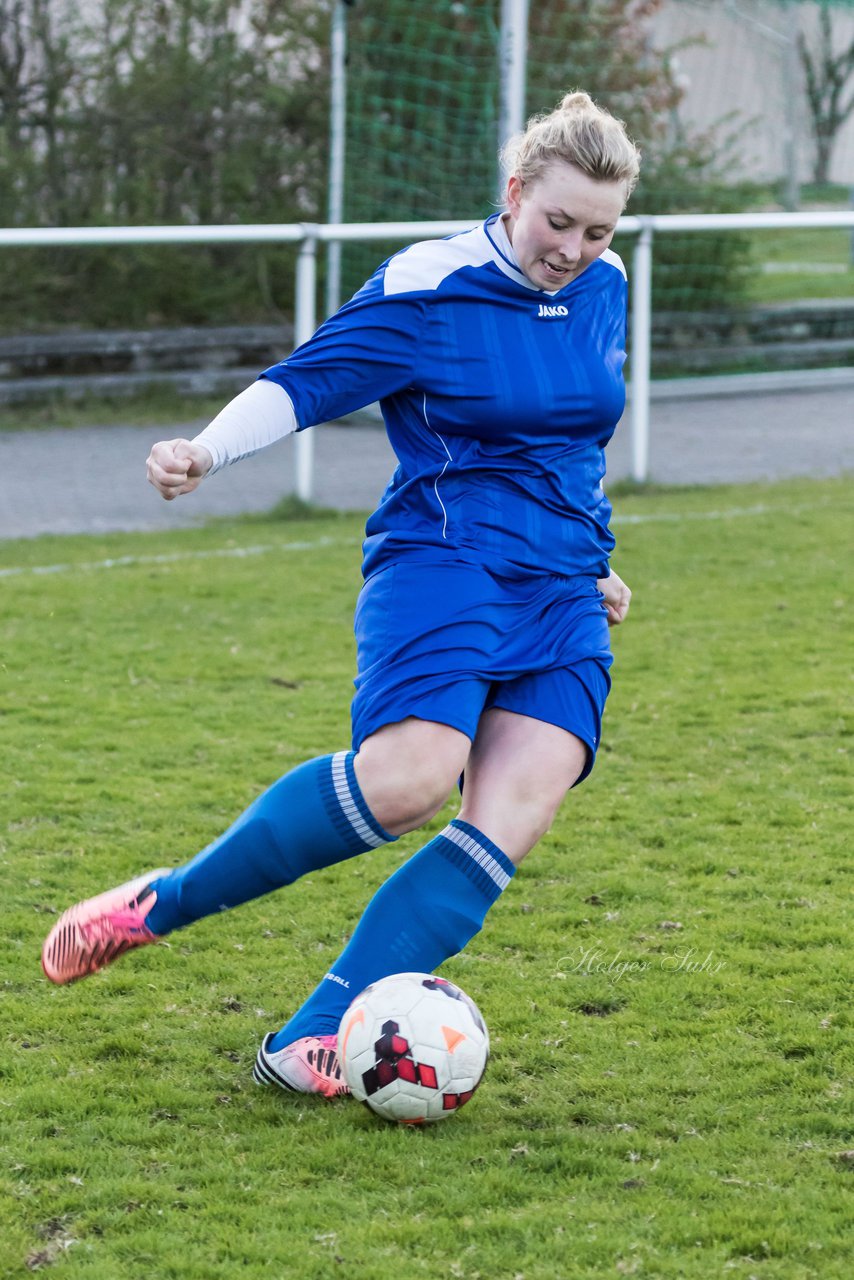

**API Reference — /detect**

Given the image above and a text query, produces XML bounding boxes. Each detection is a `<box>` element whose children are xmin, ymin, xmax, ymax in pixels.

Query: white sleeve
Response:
<box><xmin>191</xmin><ymin>379</ymin><xmax>299</xmax><ymax>475</ymax></box>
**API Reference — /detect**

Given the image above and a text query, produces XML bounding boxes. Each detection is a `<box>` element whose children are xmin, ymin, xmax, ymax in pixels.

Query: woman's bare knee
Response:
<box><xmin>354</xmin><ymin>718</ymin><xmax>471</xmax><ymax>835</ymax></box>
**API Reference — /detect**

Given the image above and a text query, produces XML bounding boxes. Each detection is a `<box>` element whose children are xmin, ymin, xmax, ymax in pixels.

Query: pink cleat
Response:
<box><xmin>253</xmin><ymin>1033</ymin><xmax>350</xmax><ymax>1098</ymax></box>
<box><xmin>41</xmin><ymin>869</ymin><xmax>171</xmax><ymax>985</ymax></box>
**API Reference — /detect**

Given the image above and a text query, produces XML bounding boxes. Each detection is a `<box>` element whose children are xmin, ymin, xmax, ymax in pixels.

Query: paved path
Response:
<box><xmin>0</xmin><ymin>383</ymin><xmax>851</xmax><ymax>540</ymax></box>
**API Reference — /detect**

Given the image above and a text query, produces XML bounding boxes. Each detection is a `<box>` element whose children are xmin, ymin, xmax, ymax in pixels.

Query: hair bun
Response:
<box><xmin>559</xmin><ymin>91</ymin><xmax>595</xmax><ymax>113</ymax></box>
<box><xmin>502</xmin><ymin>87</ymin><xmax>641</xmax><ymax>198</ymax></box>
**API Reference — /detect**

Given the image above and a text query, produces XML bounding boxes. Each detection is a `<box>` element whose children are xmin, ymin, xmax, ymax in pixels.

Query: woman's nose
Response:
<box><xmin>558</xmin><ymin>229</ymin><xmax>584</xmax><ymax>262</ymax></box>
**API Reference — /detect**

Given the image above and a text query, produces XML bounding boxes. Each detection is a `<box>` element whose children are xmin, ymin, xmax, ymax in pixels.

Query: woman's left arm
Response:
<box><xmin>597</xmin><ymin>567</ymin><xmax>632</xmax><ymax>626</ymax></box>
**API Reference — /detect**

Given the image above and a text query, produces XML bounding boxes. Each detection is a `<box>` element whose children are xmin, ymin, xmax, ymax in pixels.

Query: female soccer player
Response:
<box><xmin>42</xmin><ymin>92</ymin><xmax>640</xmax><ymax>1099</ymax></box>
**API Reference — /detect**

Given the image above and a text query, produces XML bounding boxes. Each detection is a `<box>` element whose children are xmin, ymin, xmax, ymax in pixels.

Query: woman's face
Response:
<box><xmin>504</xmin><ymin>162</ymin><xmax>626</xmax><ymax>291</ymax></box>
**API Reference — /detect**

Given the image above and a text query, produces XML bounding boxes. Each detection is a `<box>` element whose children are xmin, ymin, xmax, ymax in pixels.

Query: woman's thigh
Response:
<box><xmin>457</xmin><ymin>708</ymin><xmax>588</xmax><ymax>864</ymax></box>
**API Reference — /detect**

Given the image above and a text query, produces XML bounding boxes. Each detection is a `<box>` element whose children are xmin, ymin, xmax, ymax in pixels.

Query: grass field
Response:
<box><xmin>0</xmin><ymin>389</ymin><xmax>229</xmax><ymax>434</ymax></box>
<box><xmin>746</xmin><ymin>227</ymin><xmax>853</xmax><ymax>306</ymax></box>
<box><xmin>1</xmin><ymin>476</ymin><xmax>852</xmax><ymax>1279</ymax></box>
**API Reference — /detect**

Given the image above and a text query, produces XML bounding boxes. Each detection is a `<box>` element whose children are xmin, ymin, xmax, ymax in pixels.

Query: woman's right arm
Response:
<box><xmin>146</xmin><ymin>379</ymin><xmax>298</xmax><ymax>500</ymax></box>
<box><xmin>147</xmin><ymin>253</ymin><xmax>429</xmax><ymax>501</ymax></box>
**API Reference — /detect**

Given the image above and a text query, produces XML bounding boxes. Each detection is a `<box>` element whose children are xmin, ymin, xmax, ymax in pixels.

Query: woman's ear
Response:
<box><xmin>506</xmin><ymin>174</ymin><xmax>524</xmax><ymax>218</ymax></box>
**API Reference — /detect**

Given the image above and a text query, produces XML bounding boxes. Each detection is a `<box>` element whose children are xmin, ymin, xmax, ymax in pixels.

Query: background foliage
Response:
<box><xmin>0</xmin><ymin>0</ymin><xmax>330</xmax><ymax>330</ymax></box>
<box><xmin>1</xmin><ymin>1</ymin><xmax>847</xmax><ymax>334</ymax></box>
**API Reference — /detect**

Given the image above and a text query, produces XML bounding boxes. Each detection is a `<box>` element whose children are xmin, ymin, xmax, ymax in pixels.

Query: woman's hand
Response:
<box><xmin>146</xmin><ymin>439</ymin><xmax>213</xmax><ymax>500</ymax></box>
<box><xmin>597</xmin><ymin>568</ymin><xmax>632</xmax><ymax>626</ymax></box>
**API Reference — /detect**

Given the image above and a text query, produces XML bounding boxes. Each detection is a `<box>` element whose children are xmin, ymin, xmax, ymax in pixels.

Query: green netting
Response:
<box><xmin>341</xmin><ymin>0</ymin><xmax>760</xmax><ymax>313</ymax></box>
<box><xmin>341</xmin><ymin>1</ymin><xmax>500</xmax><ymax>295</ymax></box>
<box><xmin>341</xmin><ymin>0</ymin><xmax>854</xmax><ymax>349</ymax></box>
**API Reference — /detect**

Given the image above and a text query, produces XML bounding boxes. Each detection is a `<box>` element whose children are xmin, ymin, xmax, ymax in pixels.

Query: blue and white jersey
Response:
<box><xmin>261</xmin><ymin>213</ymin><xmax>627</xmax><ymax>581</ymax></box>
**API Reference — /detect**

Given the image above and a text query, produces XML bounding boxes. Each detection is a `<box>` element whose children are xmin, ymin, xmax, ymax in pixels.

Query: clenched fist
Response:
<box><xmin>597</xmin><ymin>567</ymin><xmax>632</xmax><ymax>626</ymax></box>
<box><xmin>146</xmin><ymin>438</ymin><xmax>213</xmax><ymax>500</ymax></box>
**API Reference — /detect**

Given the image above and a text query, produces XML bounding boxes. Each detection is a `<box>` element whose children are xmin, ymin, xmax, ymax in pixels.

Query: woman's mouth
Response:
<box><xmin>541</xmin><ymin>258</ymin><xmax>572</xmax><ymax>281</ymax></box>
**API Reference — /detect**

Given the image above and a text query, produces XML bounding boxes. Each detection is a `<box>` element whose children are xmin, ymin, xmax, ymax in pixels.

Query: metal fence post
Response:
<box><xmin>326</xmin><ymin>1</ymin><xmax>348</xmax><ymax>317</ymax></box>
<box><xmin>498</xmin><ymin>0</ymin><xmax>529</xmax><ymax>159</ymax></box>
<box><xmin>630</xmin><ymin>221</ymin><xmax>653</xmax><ymax>484</ymax></box>
<box><xmin>294</xmin><ymin>227</ymin><xmax>319</xmax><ymax>502</ymax></box>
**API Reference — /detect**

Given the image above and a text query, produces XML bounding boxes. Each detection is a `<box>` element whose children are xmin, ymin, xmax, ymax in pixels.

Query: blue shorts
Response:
<box><xmin>351</xmin><ymin>559</ymin><xmax>613</xmax><ymax>785</ymax></box>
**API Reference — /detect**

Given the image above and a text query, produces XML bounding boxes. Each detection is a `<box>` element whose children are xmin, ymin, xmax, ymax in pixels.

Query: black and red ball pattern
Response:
<box><xmin>362</xmin><ymin>1020</ymin><xmax>439</xmax><ymax>1096</ymax></box>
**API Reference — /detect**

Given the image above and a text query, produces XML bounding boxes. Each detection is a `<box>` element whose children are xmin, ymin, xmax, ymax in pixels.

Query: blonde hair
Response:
<box><xmin>501</xmin><ymin>91</ymin><xmax>641</xmax><ymax>197</ymax></box>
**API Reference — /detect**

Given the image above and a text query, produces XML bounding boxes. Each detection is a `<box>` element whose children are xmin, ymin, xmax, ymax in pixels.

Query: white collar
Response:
<box><xmin>484</xmin><ymin>213</ymin><xmax>565</xmax><ymax>296</ymax></box>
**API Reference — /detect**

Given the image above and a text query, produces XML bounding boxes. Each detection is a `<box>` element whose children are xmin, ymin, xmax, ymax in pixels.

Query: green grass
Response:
<box><xmin>0</xmin><ymin>391</ymin><xmax>381</xmax><ymax>435</ymax></box>
<box><xmin>1</xmin><ymin>476</ymin><xmax>852</xmax><ymax>1279</ymax></box>
<box><xmin>746</xmin><ymin>227</ymin><xmax>853</xmax><ymax>306</ymax></box>
<box><xmin>749</xmin><ymin>182</ymin><xmax>851</xmax><ymax>211</ymax></box>
<box><xmin>747</xmin><ymin>226</ymin><xmax>854</xmax><ymax>308</ymax></box>
<box><xmin>738</xmin><ymin>185</ymin><xmax>853</xmax><ymax>307</ymax></box>
<box><xmin>749</xmin><ymin>271</ymin><xmax>854</xmax><ymax>307</ymax></box>
<box><xmin>0</xmin><ymin>388</ymin><xmax>227</xmax><ymax>433</ymax></box>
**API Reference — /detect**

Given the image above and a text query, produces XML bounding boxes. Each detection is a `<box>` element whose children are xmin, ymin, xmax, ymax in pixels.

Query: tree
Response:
<box><xmin>0</xmin><ymin>0</ymin><xmax>334</xmax><ymax>329</ymax></box>
<box><xmin>0</xmin><ymin>0</ymin><xmax>84</xmax><ymax>224</ymax></box>
<box><xmin>798</xmin><ymin>1</ymin><xmax>854</xmax><ymax>185</ymax></box>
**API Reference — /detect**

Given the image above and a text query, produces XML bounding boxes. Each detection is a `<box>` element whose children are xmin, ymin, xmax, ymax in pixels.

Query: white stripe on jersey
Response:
<box><xmin>422</xmin><ymin>393</ymin><xmax>451</xmax><ymax>541</ymax></box>
<box><xmin>331</xmin><ymin>751</ymin><xmax>386</xmax><ymax>848</ymax></box>
<box><xmin>442</xmin><ymin>823</ymin><xmax>512</xmax><ymax>892</ymax></box>
<box><xmin>600</xmin><ymin>247</ymin><xmax>627</xmax><ymax>279</ymax></box>
<box><xmin>383</xmin><ymin>214</ymin><xmax>626</xmax><ymax>301</ymax></box>
<box><xmin>383</xmin><ymin>223</ymin><xmax>493</xmax><ymax>297</ymax></box>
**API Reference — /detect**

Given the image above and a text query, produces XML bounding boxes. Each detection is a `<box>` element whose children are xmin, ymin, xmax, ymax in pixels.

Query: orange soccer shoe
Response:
<box><xmin>41</xmin><ymin>870</ymin><xmax>170</xmax><ymax>985</ymax></box>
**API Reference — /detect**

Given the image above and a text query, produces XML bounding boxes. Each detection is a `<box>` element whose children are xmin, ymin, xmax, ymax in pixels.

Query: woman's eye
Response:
<box><xmin>548</xmin><ymin>219</ymin><xmax>566</xmax><ymax>231</ymax></box>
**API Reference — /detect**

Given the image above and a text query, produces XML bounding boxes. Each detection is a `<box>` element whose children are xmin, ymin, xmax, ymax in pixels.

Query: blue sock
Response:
<box><xmin>145</xmin><ymin>752</ymin><xmax>393</xmax><ymax>935</ymax></box>
<box><xmin>269</xmin><ymin>819</ymin><xmax>515</xmax><ymax>1048</ymax></box>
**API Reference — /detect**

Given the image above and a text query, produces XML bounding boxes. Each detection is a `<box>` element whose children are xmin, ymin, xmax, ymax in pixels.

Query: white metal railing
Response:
<box><xmin>2</xmin><ymin>210</ymin><xmax>852</xmax><ymax>491</ymax></box>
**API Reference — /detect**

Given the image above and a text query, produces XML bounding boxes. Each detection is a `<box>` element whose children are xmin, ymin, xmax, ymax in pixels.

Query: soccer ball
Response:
<box><xmin>337</xmin><ymin>972</ymin><xmax>489</xmax><ymax>1124</ymax></box>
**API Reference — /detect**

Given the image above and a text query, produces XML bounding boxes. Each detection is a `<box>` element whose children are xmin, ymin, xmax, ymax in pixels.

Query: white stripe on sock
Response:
<box><xmin>331</xmin><ymin>751</ymin><xmax>386</xmax><ymax>849</ymax></box>
<box><xmin>442</xmin><ymin>824</ymin><xmax>512</xmax><ymax>892</ymax></box>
